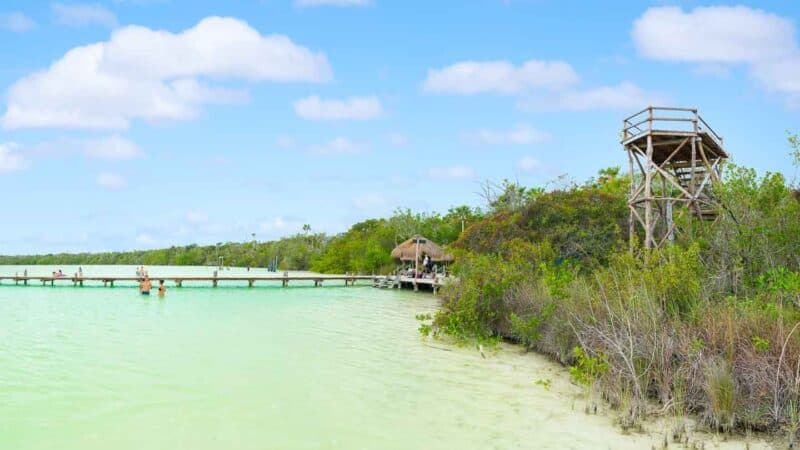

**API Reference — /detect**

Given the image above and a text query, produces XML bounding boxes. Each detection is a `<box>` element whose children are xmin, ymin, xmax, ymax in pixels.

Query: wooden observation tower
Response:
<box><xmin>622</xmin><ymin>107</ymin><xmax>728</xmax><ymax>249</ymax></box>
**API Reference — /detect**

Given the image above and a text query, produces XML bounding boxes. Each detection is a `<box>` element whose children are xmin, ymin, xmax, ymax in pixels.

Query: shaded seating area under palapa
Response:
<box><xmin>391</xmin><ymin>235</ymin><xmax>453</xmax><ymax>279</ymax></box>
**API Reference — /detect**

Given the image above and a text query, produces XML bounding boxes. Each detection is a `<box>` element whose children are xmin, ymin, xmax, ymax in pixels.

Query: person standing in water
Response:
<box><xmin>140</xmin><ymin>276</ymin><xmax>152</xmax><ymax>295</ymax></box>
<box><xmin>157</xmin><ymin>280</ymin><xmax>166</xmax><ymax>297</ymax></box>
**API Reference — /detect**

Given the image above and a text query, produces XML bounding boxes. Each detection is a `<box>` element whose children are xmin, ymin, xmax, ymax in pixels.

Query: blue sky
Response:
<box><xmin>0</xmin><ymin>0</ymin><xmax>798</xmax><ymax>254</ymax></box>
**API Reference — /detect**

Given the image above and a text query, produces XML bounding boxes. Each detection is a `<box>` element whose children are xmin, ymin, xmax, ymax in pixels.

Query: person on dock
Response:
<box><xmin>140</xmin><ymin>276</ymin><xmax>152</xmax><ymax>295</ymax></box>
<box><xmin>78</xmin><ymin>267</ymin><xmax>83</xmax><ymax>278</ymax></box>
<box><xmin>157</xmin><ymin>280</ymin><xmax>166</xmax><ymax>297</ymax></box>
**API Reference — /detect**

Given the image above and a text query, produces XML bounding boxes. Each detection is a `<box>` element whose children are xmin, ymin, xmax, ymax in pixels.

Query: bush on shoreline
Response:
<box><xmin>432</xmin><ymin>158</ymin><xmax>800</xmax><ymax>435</ymax></box>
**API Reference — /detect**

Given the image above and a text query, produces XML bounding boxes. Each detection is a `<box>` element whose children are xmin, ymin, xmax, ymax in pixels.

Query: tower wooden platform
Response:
<box><xmin>623</xmin><ymin>107</ymin><xmax>728</xmax><ymax>248</ymax></box>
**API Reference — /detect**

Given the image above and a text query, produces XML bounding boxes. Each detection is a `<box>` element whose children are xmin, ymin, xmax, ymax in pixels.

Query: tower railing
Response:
<box><xmin>622</xmin><ymin>106</ymin><xmax>724</xmax><ymax>150</ymax></box>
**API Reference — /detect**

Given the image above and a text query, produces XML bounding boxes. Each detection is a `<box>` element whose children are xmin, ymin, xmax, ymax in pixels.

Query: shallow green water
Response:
<box><xmin>0</xmin><ymin>266</ymin><xmax>769</xmax><ymax>449</ymax></box>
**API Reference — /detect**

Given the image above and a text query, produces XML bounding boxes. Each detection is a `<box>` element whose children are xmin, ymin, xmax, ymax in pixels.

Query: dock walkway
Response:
<box><xmin>374</xmin><ymin>275</ymin><xmax>448</xmax><ymax>294</ymax></box>
<box><xmin>0</xmin><ymin>274</ymin><xmax>378</xmax><ymax>288</ymax></box>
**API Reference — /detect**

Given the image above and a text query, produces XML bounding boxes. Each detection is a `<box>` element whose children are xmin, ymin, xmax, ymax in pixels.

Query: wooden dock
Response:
<box><xmin>374</xmin><ymin>275</ymin><xmax>448</xmax><ymax>294</ymax></box>
<box><xmin>0</xmin><ymin>274</ymin><xmax>379</xmax><ymax>288</ymax></box>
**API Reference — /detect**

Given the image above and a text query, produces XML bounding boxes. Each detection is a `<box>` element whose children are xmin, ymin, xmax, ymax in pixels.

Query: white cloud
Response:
<box><xmin>422</xmin><ymin>58</ymin><xmax>659</xmax><ymax>111</ymax></box>
<box><xmin>632</xmin><ymin>6</ymin><xmax>796</xmax><ymax>64</ymax></box>
<box><xmin>427</xmin><ymin>165</ymin><xmax>474</xmax><ymax>180</ymax></box>
<box><xmin>0</xmin><ymin>143</ymin><xmax>30</xmax><ymax>173</ymax></box>
<box><xmin>521</xmin><ymin>82</ymin><xmax>665</xmax><ymax>111</ymax></box>
<box><xmin>83</xmin><ymin>135</ymin><xmax>143</xmax><ymax>160</ymax></box>
<box><xmin>422</xmin><ymin>59</ymin><xmax>579</xmax><ymax>94</ymax></box>
<box><xmin>295</xmin><ymin>0</ymin><xmax>370</xmax><ymax>6</ymax></box>
<box><xmin>0</xmin><ymin>12</ymin><xmax>35</xmax><ymax>32</ymax></box>
<box><xmin>2</xmin><ymin>16</ymin><xmax>331</xmax><ymax>129</ymax></box>
<box><xmin>96</xmin><ymin>172</ymin><xmax>126</xmax><ymax>189</ymax></box>
<box><xmin>52</xmin><ymin>3</ymin><xmax>118</xmax><ymax>28</ymax></box>
<box><xmin>517</xmin><ymin>156</ymin><xmax>544</xmax><ymax>173</ymax></box>
<box><xmin>309</xmin><ymin>137</ymin><xmax>365</xmax><ymax>155</ymax></box>
<box><xmin>387</xmin><ymin>132</ymin><xmax>408</xmax><ymax>146</ymax></box>
<box><xmin>751</xmin><ymin>58</ymin><xmax>800</xmax><ymax>95</ymax></box>
<box><xmin>465</xmin><ymin>123</ymin><xmax>549</xmax><ymax>145</ymax></box>
<box><xmin>293</xmin><ymin>95</ymin><xmax>382</xmax><ymax>121</ymax></box>
<box><xmin>632</xmin><ymin>6</ymin><xmax>800</xmax><ymax>99</ymax></box>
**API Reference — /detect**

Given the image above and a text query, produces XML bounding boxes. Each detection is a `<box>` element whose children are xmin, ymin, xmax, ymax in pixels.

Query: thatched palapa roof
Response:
<box><xmin>391</xmin><ymin>235</ymin><xmax>453</xmax><ymax>262</ymax></box>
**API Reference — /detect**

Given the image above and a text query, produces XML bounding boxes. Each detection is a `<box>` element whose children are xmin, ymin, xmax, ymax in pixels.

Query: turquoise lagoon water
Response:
<box><xmin>0</xmin><ymin>266</ymin><xmax>769</xmax><ymax>449</ymax></box>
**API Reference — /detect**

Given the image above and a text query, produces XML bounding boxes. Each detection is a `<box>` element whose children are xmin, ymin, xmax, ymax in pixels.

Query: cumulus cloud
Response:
<box><xmin>52</xmin><ymin>3</ymin><xmax>118</xmax><ymax>28</ymax></box>
<box><xmin>83</xmin><ymin>135</ymin><xmax>143</xmax><ymax>160</ymax></box>
<box><xmin>423</xmin><ymin>59</ymin><xmax>579</xmax><ymax>94</ymax></box>
<box><xmin>632</xmin><ymin>6</ymin><xmax>795</xmax><ymax>64</ymax></box>
<box><xmin>295</xmin><ymin>0</ymin><xmax>371</xmax><ymax>6</ymax></box>
<box><xmin>751</xmin><ymin>59</ymin><xmax>800</xmax><ymax>95</ymax></box>
<box><xmin>2</xmin><ymin>16</ymin><xmax>332</xmax><ymax>129</ymax></box>
<box><xmin>0</xmin><ymin>12</ymin><xmax>35</xmax><ymax>32</ymax></box>
<box><xmin>465</xmin><ymin>123</ymin><xmax>549</xmax><ymax>145</ymax></box>
<box><xmin>423</xmin><ymin>58</ymin><xmax>660</xmax><ymax>111</ymax></box>
<box><xmin>309</xmin><ymin>137</ymin><xmax>365</xmax><ymax>155</ymax></box>
<box><xmin>632</xmin><ymin>6</ymin><xmax>800</xmax><ymax>98</ymax></box>
<box><xmin>521</xmin><ymin>82</ymin><xmax>666</xmax><ymax>112</ymax></box>
<box><xmin>0</xmin><ymin>143</ymin><xmax>31</xmax><ymax>173</ymax></box>
<box><xmin>96</xmin><ymin>172</ymin><xmax>126</xmax><ymax>189</ymax></box>
<box><xmin>293</xmin><ymin>95</ymin><xmax>382</xmax><ymax>121</ymax></box>
<box><xmin>427</xmin><ymin>165</ymin><xmax>474</xmax><ymax>180</ymax></box>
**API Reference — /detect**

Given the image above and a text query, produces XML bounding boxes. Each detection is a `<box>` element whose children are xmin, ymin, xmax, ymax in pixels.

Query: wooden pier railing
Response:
<box><xmin>0</xmin><ymin>274</ymin><xmax>379</xmax><ymax>288</ymax></box>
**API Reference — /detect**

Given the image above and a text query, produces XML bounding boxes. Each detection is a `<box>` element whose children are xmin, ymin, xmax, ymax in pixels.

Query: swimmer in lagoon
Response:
<box><xmin>140</xmin><ymin>276</ymin><xmax>152</xmax><ymax>295</ymax></box>
<box><xmin>157</xmin><ymin>280</ymin><xmax>166</xmax><ymax>297</ymax></box>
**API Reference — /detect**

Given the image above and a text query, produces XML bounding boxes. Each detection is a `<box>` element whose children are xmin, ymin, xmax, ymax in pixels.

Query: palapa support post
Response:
<box><xmin>623</xmin><ymin>106</ymin><xmax>728</xmax><ymax>249</ymax></box>
<box><xmin>175</xmin><ymin>279</ymin><xmax>182</xmax><ymax>287</ymax></box>
<box><xmin>248</xmin><ymin>279</ymin><xmax>254</xmax><ymax>288</ymax></box>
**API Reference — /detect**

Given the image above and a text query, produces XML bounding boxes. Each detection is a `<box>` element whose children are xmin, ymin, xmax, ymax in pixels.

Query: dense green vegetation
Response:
<box><xmin>0</xmin><ymin>207</ymin><xmax>483</xmax><ymax>274</ymax></box>
<box><xmin>424</xmin><ymin>137</ymin><xmax>800</xmax><ymax>440</ymax></box>
<box><xmin>0</xmin><ymin>233</ymin><xmax>326</xmax><ymax>269</ymax></box>
<box><xmin>308</xmin><ymin>207</ymin><xmax>482</xmax><ymax>274</ymax></box>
